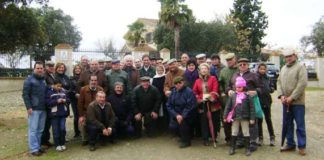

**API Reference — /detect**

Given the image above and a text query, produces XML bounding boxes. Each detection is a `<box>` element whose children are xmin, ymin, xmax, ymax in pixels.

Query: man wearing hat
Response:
<box><xmin>277</xmin><ymin>49</ymin><xmax>307</xmax><ymax>156</ymax></box>
<box><xmin>41</xmin><ymin>60</ymin><xmax>56</xmax><ymax>149</ymax></box>
<box><xmin>132</xmin><ymin>76</ymin><xmax>161</xmax><ymax>138</ymax></box>
<box><xmin>218</xmin><ymin>52</ymin><xmax>239</xmax><ymax>144</ymax></box>
<box><xmin>105</xmin><ymin>59</ymin><xmax>131</xmax><ymax>96</ymax></box>
<box><xmin>166</xmin><ymin>76</ymin><xmax>197</xmax><ymax>148</ymax></box>
<box><xmin>105</xmin><ymin>57</ymin><xmax>113</xmax><ymax>71</ymax></box>
<box><xmin>139</xmin><ymin>54</ymin><xmax>156</xmax><ymax>78</ymax></box>
<box><xmin>227</xmin><ymin>57</ymin><xmax>262</xmax><ymax>152</ymax></box>
<box><xmin>196</xmin><ymin>53</ymin><xmax>206</xmax><ymax>65</ymax></box>
<box><xmin>98</xmin><ymin>59</ymin><xmax>106</xmax><ymax>71</ymax></box>
<box><xmin>164</xmin><ymin>58</ymin><xmax>185</xmax><ymax>97</ymax></box>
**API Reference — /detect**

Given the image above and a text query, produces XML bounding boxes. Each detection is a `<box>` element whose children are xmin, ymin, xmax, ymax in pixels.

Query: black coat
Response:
<box><xmin>257</xmin><ymin>73</ymin><xmax>274</xmax><ymax>107</ymax></box>
<box><xmin>152</xmin><ymin>76</ymin><xmax>166</xmax><ymax>103</ymax></box>
<box><xmin>132</xmin><ymin>85</ymin><xmax>161</xmax><ymax>114</ymax></box>
<box><xmin>107</xmin><ymin>93</ymin><xmax>132</xmax><ymax>122</ymax></box>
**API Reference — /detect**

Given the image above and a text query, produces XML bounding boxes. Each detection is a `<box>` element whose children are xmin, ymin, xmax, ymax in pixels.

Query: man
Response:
<box><xmin>210</xmin><ymin>54</ymin><xmax>225</xmax><ymax>78</ymax></box>
<box><xmin>196</xmin><ymin>53</ymin><xmax>206</xmax><ymax>65</ymax></box>
<box><xmin>123</xmin><ymin>55</ymin><xmax>140</xmax><ymax>90</ymax></box>
<box><xmin>98</xmin><ymin>59</ymin><xmax>106</xmax><ymax>71</ymax></box>
<box><xmin>218</xmin><ymin>53</ymin><xmax>238</xmax><ymax>144</ymax></box>
<box><xmin>139</xmin><ymin>54</ymin><xmax>156</xmax><ymax>78</ymax></box>
<box><xmin>78</xmin><ymin>59</ymin><xmax>108</xmax><ymax>93</ymax></box>
<box><xmin>166</xmin><ymin>76</ymin><xmax>196</xmax><ymax>148</ymax></box>
<box><xmin>179</xmin><ymin>53</ymin><xmax>189</xmax><ymax>70</ymax></box>
<box><xmin>41</xmin><ymin>61</ymin><xmax>56</xmax><ymax>148</ymax></box>
<box><xmin>105</xmin><ymin>59</ymin><xmax>131</xmax><ymax>95</ymax></box>
<box><xmin>86</xmin><ymin>91</ymin><xmax>115</xmax><ymax>151</ymax></box>
<box><xmin>227</xmin><ymin>57</ymin><xmax>263</xmax><ymax>152</ymax></box>
<box><xmin>150</xmin><ymin>57</ymin><xmax>157</xmax><ymax>67</ymax></box>
<box><xmin>22</xmin><ymin>61</ymin><xmax>47</xmax><ymax>156</ymax></box>
<box><xmin>107</xmin><ymin>82</ymin><xmax>133</xmax><ymax>138</ymax></box>
<box><xmin>134</xmin><ymin>58</ymin><xmax>142</xmax><ymax>70</ymax></box>
<box><xmin>80</xmin><ymin>55</ymin><xmax>90</xmax><ymax>71</ymax></box>
<box><xmin>277</xmin><ymin>49</ymin><xmax>307</xmax><ymax>156</ymax></box>
<box><xmin>105</xmin><ymin>56</ymin><xmax>113</xmax><ymax>71</ymax></box>
<box><xmin>156</xmin><ymin>57</ymin><xmax>163</xmax><ymax>65</ymax></box>
<box><xmin>78</xmin><ymin>75</ymin><xmax>104</xmax><ymax>145</ymax></box>
<box><xmin>164</xmin><ymin>59</ymin><xmax>185</xmax><ymax>97</ymax></box>
<box><xmin>132</xmin><ymin>76</ymin><xmax>161</xmax><ymax>137</ymax></box>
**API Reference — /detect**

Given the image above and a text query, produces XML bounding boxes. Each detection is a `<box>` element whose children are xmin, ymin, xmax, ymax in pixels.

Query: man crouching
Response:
<box><xmin>86</xmin><ymin>91</ymin><xmax>115</xmax><ymax>151</ymax></box>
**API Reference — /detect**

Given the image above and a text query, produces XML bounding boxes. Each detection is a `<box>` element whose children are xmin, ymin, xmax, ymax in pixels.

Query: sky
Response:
<box><xmin>48</xmin><ymin>0</ymin><xmax>324</xmax><ymax>50</ymax></box>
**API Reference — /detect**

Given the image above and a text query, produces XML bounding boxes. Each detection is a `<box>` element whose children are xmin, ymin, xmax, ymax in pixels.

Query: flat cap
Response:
<box><xmin>225</xmin><ymin>53</ymin><xmax>235</xmax><ymax>60</ymax></box>
<box><xmin>98</xmin><ymin>59</ymin><xmax>105</xmax><ymax>63</ymax></box>
<box><xmin>140</xmin><ymin>76</ymin><xmax>151</xmax><ymax>81</ymax></box>
<box><xmin>111</xmin><ymin>59</ymin><xmax>120</xmax><ymax>64</ymax></box>
<box><xmin>173</xmin><ymin>76</ymin><xmax>184</xmax><ymax>84</ymax></box>
<box><xmin>238</xmin><ymin>58</ymin><xmax>249</xmax><ymax>63</ymax></box>
<box><xmin>162</xmin><ymin>59</ymin><xmax>169</xmax><ymax>64</ymax></box>
<box><xmin>196</xmin><ymin>53</ymin><xmax>206</xmax><ymax>59</ymax></box>
<box><xmin>45</xmin><ymin>60</ymin><xmax>55</xmax><ymax>66</ymax></box>
<box><xmin>167</xmin><ymin>58</ymin><xmax>177</xmax><ymax>65</ymax></box>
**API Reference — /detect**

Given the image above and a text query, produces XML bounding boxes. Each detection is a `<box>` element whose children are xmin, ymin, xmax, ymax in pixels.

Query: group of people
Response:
<box><xmin>22</xmin><ymin>50</ymin><xmax>307</xmax><ymax>157</ymax></box>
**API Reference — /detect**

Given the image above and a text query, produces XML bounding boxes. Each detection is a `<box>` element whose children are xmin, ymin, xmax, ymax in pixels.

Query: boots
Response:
<box><xmin>245</xmin><ymin>137</ymin><xmax>251</xmax><ymax>156</ymax></box>
<box><xmin>229</xmin><ymin>136</ymin><xmax>237</xmax><ymax>155</ymax></box>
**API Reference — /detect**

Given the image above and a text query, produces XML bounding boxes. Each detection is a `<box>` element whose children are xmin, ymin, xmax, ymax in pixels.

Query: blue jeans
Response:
<box><xmin>51</xmin><ymin>117</ymin><xmax>66</xmax><ymax>146</ymax></box>
<box><xmin>28</xmin><ymin>110</ymin><xmax>46</xmax><ymax>153</ymax></box>
<box><xmin>282</xmin><ymin>104</ymin><xmax>307</xmax><ymax>149</ymax></box>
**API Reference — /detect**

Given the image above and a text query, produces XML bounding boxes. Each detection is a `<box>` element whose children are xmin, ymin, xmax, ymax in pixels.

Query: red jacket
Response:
<box><xmin>193</xmin><ymin>75</ymin><xmax>221</xmax><ymax>111</ymax></box>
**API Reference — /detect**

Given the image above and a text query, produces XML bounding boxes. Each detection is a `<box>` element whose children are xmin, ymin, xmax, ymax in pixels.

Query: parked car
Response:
<box><xmin>307</xmin><ymin>68</ymin><xmax>317</xmax><ymax>79</ymax></box>
<box><xmin>250</xmin><ymin>62</ymin><xmax>280</xmax><ymax>90</ymax></box>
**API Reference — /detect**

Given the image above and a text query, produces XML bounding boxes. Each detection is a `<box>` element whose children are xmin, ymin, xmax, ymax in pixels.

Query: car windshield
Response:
<box><xmin>267</xmin><ymin>64</ymin><xmax>278</xmax><ymax>70</ymax></box>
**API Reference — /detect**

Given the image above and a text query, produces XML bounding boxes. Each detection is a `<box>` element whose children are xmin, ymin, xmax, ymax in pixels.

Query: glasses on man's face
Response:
<box><xmin>239</xmin><ymin>63</ymin><xmax>248</xmax><ymax>67</ymax></box>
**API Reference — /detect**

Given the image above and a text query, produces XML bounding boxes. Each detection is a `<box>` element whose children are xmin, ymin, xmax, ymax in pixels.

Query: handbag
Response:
<box><xmin>252</xmin><ymin>94</ymin><xmax>264</xmax><ymax>118</ymax></box>
<box><xmin>226</xmin><ymin>104</ymin><xmax>237</xmax><ymax>123</ymax></box>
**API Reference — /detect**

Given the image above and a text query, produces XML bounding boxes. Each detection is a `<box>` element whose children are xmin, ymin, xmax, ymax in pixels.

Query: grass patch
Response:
<box><xmin>306</xmin><ymin>87</ymin><xmax>324</xmax><ymax>91</ymax></box>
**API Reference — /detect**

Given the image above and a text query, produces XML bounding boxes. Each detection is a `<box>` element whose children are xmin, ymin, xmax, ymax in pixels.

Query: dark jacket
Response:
<box><xmin>86</xmin><ymin>101</ymin><xmax>115</xmax><ymax>130</ymax></box>
<box><xmin>227</xmin><ymin>71</ymin><xmax>263</xmax><ymax>94</ymax></box>
<box><xmin>69</xmin><ymin>74</ymin><xmax>80</xmax><ymax>100</ymax></box>
<box><xmin>257</xmin><ymin>73</ymin><xmax>274</xmax><ymax>107</ymax></box>
<box><xmin>123</xmin><ymin>66</ymin><xmax>140</xmax><ymax>89</ymax></box>
<box><xmin>54</xmin><ymin>73</ymin><xmax>72</xmax><ymax>92</ymax></box>
<box><xmin>44</xmin><ymin>71</ymin><xmax>55</xmax><ymax>86</ymax></box>
<box><xmin>107</xmin><ymin>93</ymin><xmax>132</xmax><ymax>122</ymax></box>
<box><xmin>105</xmin><ymin>69</ymin><xmax>131</xmax><ymax>96</ymax></box>
<box><xmin>46</xmin><ymin>87</ymin><xmax>70</xmax><ymax>117</ymax></box>
<box><xmin>132</xmin><ymin>85</ymin><xmax>161</xmax><ymax>114</ymax></box>
<box><xmin>152</xmin><ymin>75</ymin><xmax>166</xmax><ymax>103</ymax></box>
<box><xmin>139</xmin><ymin>66</ymin><xmax>156</xmax><ymax>78</ymax></box>
<box><xmin>224</xmin><ymin>93</ymin><xmax>255</xmax><ymax>121</ymax></box>
<box><xmin>22</xmin><ymin>74</ymin><xmax>47</xmax><ymax>111</ymax></box>
<box><xmin>166</xmin><ymin>86</ymin><xmax>197</xmax><ymax>119</ymax></box>
<box><xmin>78</xmin><ymin>70</ymin><xmax>108</xmax><ymax>93</ymax></box>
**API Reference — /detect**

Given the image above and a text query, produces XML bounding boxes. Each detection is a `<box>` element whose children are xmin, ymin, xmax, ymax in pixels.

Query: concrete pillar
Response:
<box><xmin>316</xmin><ymin>57</ymin><xmax>324</xmax><ymax>88</ymax></box>
<box><xmin>159</xmin><ymin>48</ymin><xmax>170</xmax><ymax>61</ymax></box>
<box><xmin>55</xmin><ymin>44</ymin><xmax>73</xmax><ymax>76</ymax></box>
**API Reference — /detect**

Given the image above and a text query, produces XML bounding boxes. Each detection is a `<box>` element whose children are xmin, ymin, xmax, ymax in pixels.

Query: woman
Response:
<box><xmin>152</xmin><ymin>64</ymin><xmax>168</xmax><ymax>132</ymax></box>
<box><xmin>69</xmin><ymin>64</ymin><xmax>82</xmax><ymax>137</ymax></box>
<box><xmin>184</xmin><ymin>59</ymin><xmax>199</xmax><ymax>89</ymax></box>
<box><xmin>193</xmin><ymin>63</ymin><xmax>221</xmax><ymax>146</ymax></box>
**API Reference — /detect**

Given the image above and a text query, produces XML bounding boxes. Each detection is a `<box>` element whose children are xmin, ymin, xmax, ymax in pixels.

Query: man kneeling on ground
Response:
<box><xmin>86</xmin><ymin>91</ymin><xmax>115</xmax><ymax>151</ymax></box>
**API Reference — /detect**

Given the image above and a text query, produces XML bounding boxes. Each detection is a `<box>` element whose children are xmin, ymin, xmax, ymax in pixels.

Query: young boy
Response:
<box><xmin>46</xmin><ymin>82</ymin><xmax>70</xmax><ymax>152</ymax></box>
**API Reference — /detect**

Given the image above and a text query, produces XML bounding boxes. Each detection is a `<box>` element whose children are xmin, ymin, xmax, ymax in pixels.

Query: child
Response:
<box><xmin>46</xmin><ymin>82</ymin><xmax>70</xmax><ymax>152</ymax></box>
<box><xmin>256</xmin><ymin>63</ymin><xmax>275</xmax><ymax>146</ymax></box>
<box><xmin>223</xmin><ymin>77</ymin><xmax>255</xmax><ymax>156</ymax></box>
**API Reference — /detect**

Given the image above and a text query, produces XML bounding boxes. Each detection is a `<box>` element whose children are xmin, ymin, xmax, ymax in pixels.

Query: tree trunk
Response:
<box><xmin>174</xmin><ymin>26</ymin><xmax>180</xmax><ymax>59</ymax></box>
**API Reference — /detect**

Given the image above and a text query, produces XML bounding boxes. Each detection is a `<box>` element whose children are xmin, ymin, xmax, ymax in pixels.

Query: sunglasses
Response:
<box><xmin>239</xmin><ymin>63</ymin><xmax>248</xmax><ymax>67</ymax></box>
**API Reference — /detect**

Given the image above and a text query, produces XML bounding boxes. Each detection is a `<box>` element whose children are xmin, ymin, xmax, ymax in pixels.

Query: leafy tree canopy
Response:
<box><xmin>301</xmin><ymin>16</ymin><xmax>324</xmax><ymax>57</ymax></box>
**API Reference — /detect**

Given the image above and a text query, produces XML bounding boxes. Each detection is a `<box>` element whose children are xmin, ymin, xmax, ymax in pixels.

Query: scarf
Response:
<box><xmin>235</xmin><ymin>91</ymin><xmax>246</xmax><ymax>105</ymax></box>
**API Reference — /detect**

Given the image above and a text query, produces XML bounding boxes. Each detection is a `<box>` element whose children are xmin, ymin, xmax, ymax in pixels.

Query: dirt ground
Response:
<box><xmin>0</xmin><ymin>90</ymin><xmax>323</xmax><ymax>160</ymax></box>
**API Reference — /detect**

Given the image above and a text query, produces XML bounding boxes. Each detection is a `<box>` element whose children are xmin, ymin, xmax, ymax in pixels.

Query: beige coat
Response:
<box><xmin>277</xmin><ymin>62</ymin><xmax>307</xmax><ymax>105</ymax></box>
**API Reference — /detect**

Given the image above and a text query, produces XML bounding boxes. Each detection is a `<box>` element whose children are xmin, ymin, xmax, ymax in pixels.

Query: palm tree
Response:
<box><xmin>123</xmin><ymin>20</ymin><xmax>146</xmax><ymax>47</ymax></box>
<box><xmin>158</xmin><ymin>0</ymin><xmax>193</xmax><ymax>59</ymax></box>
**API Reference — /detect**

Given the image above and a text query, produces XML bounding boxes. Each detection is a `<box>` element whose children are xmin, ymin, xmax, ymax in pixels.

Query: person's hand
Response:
<box><xmin>176</xmin><ymin>115</ymin><xmax>183</xmax><ymax>124</ymax></box>
<box><xmin>228</xmin><ymin>90</ymin><xmax>235</xmax><ymax>97</ymax></box>
<box><xmin>27</xmin><ymin>108</ymin><xmax>33</xmax><ymax>116</ymax></box>
<box><xmin>151</xmin><ymin>112</ymin><xmax>158</xmax><ymax>119</ymax></box>
<box><xmin>223</xmin><ymin>118</ymin><xmax>227</xmax><ymax>123</ymax></box>
<box><xmin>165</xmin><ymin>91</ymin><xmax>171</xmax><ymax>97</ymax></box>
<box><xmin>280</xmin><ymin>96</ymin><xmax>286</xmax><ymax>104</ymax></box>
<box><xmin>75</xmin><ymin>94</ymin><xmax>80</xmax><ymax>98</ymax></box>
<box><xmin>62</xmin><ymin>98</ymin><xmax>66</xmax><ymax>103</ymax></box>
<box><xmin>250</xmin><ymin>120</ymin><xmax>255</xmax><ymax>125</ymax></box>
<box><xmin>135</xmin><ymin>113</ymin><xmax>142</xmax><ymax>121</ymax></box>
<box><xmin>247</xmin><ymin>91</ymin><xmax>257</xmax><ymax>96</ymax></box>
<box><xmin>102</xmin><ymin>128</ymin><xmax>109</xmax><ymax>136</ymax></box>
<box><xmin>107</xmin><ymin>127</ymin><xmax>112</xmax><ymax>136</ymax></box>
<box><xmin>197</xmin><ymin>98</ymin><xmax>203</xmax><ymax>104</ymax></box>
<box><xmin>79</xmin><ymin>116</ymin><xmax>85</xmax><ymax>125</ymax></box>
<box><xmin>286</xmin><ymin>96</ymin><xmax>293</xmax><ymax>104</ymax></box>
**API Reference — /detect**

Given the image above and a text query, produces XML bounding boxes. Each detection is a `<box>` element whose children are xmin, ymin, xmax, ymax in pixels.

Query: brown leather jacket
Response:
<box><xmin>77</xmin><ymin>85</ymin><xmax>104</xmax><ymax>117</ymax></box>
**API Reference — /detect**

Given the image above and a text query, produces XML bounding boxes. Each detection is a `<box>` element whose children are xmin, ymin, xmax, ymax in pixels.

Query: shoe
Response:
<box><xmin>89</xmin><ymin>145</ymin><xmax>96</xmax><ymax>151</ymax></box>
<box><xmin>31</xmin><ymin>151</ymin><xmax>42</xmax><ymax>156</ymax></box>
<box><xmin>229</xmin><ymin>136</ymin><xmax>237</xmax><ymax>155</ymax></box>
<box><xmin>203</xmin><ymin>140</ymin><xmax>210</xmax><ymax>146</ymax></box>
<box><xmin>280</xmin><ymin>145</ymin><xmax>296</xmax><ymax>152</ymax></box>
<box><xmin>61</xmin><ymin>145</ymin><xmax>67</xmax><ymax>151</ymax></box>
<box><xmin>56</xmin><ymin>146</ymin><xmax>63</xmax><ymax>152</ymax></box>
<box><xmin>257</xmin><ymin>137</ymin><xmax>263</xmax><ymax>146</ymax></box>
<box><xmin>298</xmin><ymin>148</ymin><xmax>306</xmax><ymax>156</ymax></box>
<box><xmin>179</xmin><ymin>142</ymin><xmax>191</xmax><ymax>148</ymax></box>
<box><xmin>270</xmin><ymin>137</ymin><xmax>275</xmax><ymax>146</ymax></box>
<box><xmin>245</xmin><ymin>137</ymin><xmax>251</xmax><ymax>156</ymax></box>
<box><xmin>39</xmin><ymin>148</ymin><xmax>46</xmax><ymax>153</ymax></box>
<box><xmin>82</xmin><ymin>141</ymin><xmax>89</xmax><ymax>146</ymax></box>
